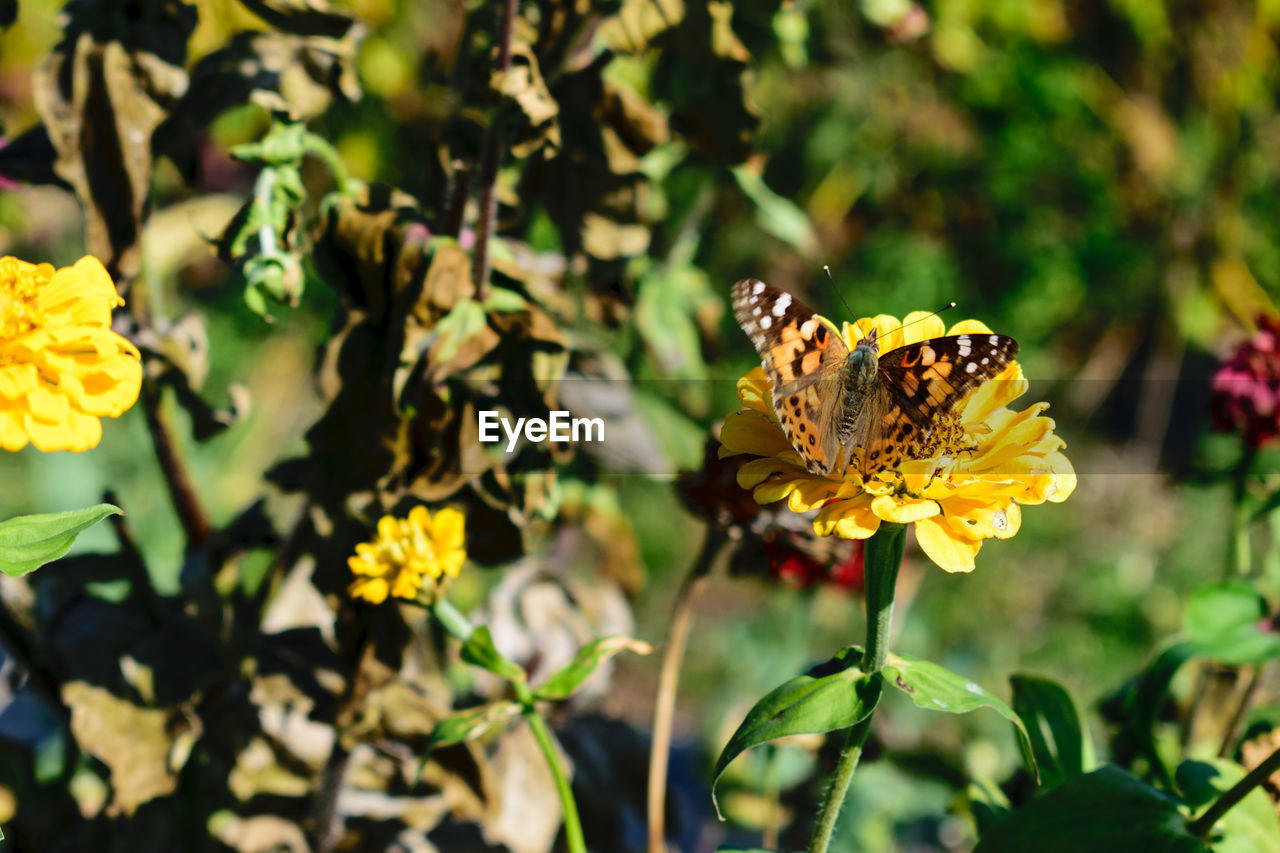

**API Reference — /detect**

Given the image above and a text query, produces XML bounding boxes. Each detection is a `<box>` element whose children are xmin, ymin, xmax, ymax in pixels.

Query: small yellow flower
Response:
<box><xmin>348</xmin><ymin>506</ymin><xmax>466</xmax><ymax>604</ymax></box>
<box><xmin>0</xmin><ymin>256</ymin><xmax>142</xmax><ymax>452</ymax></box>
<box><xmin>720</xmin><ymin>311</ymin><xmax>1076</xmax><ymax>573</ymax></box>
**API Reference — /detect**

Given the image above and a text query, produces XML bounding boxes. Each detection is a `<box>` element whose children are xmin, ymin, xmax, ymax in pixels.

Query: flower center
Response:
<box><xmin>0</xmin><ymin>259</ymin><xmax>46</xmax><ymax>347</ymax></box>
<box><xmin>913</xmin><ymin>410</ymin><xmax>967</xmax><ymax>460</ymax></box>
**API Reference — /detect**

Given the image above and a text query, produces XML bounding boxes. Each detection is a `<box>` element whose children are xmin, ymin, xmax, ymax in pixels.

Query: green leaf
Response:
<box><xmin>975</xmin><ymin>766</ymin><xmax>1209</xmax><ymax>853</ymax></box>
<box><xmin>883</xmin><ymin>652</ymin><xmax>1037</xmax><ymax>779</ymax></box>
<box><xmin>424</xmin><ymin>701</ymin><xmax>522</xmax><ymax>750</ymax></box>
<box><xmin>1177</xmin><ymin>759</ymin><xmax>1280</xmax><ymax>853</ymax></box>
<box><xmin>730</xmin><ymin>163</ymin><xmax>819</xmax><ymax>255</ymax></box>
<box><xmin>1010</xmin><ymin>673</ymin><xmax>1096</xmax><ymax>789</ymax></box>
<box><xmin>967</xmin><ymin>778</ymin><xmax>1012</xmax><ymax>835</ymax></box>
<box><xmin>711</xmin><ymin>647</ymin><xmax>880</xmax><ymax>817</ymax></box>
<box><xmin>1129</xmin><ymin>641</ymin><xmax>1197</xmax><ymax>786</ymax></box>
<box><xmin>430</xmin><ymin>299</ymin><xmax>488</xmax><ymax>364</ymax></box>
<box><xmin>0</xmin><ymin>505</ymin><xmax>122</xmax><ymax>577</ymax></box>
<box><xmin>460</xmin><ymin>626</ymin><xmax>526</xmax><ymax>682</ymax></box>
<box><xmin>1177</xmin><ymin>582</ymin><xmax>1280</xmax><ymax>665</ymax></box>
<box><xmin>1130</xmin><ymin>632</ymin><xmax>1280</xmax><ymax>786</ymax></box>
<box><xmin>1185</xmin><ymin>582</ymin><xmax>1268</xmax><ymax>645</ymax></box>
<box><xmin>534</xmin><ymin>636</ymin><xmax>653</xmax><ymax>701</ymax></box>
<box><xmin>484</xmin><ymin>286</ymin><xmax>528</xmax><ymax>313</ymax></box>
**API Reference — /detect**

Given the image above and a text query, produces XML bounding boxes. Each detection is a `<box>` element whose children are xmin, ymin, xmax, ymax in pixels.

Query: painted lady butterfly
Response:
<box><xmin>732</xmin><ymin>279</ymin><xmax>1018</xmax><ymax>478</ymax></box>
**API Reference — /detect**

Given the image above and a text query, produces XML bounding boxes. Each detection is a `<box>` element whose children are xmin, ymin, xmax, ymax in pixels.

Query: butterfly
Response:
<box><xmin>731</xmin><ymin>279</ymin><xmax>1019</xmax><ymax>478</ymax></box>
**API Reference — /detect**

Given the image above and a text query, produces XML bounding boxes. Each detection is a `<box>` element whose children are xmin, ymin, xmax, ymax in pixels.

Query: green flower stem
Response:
<box><xmin>252</xmin><ymin>167</ymin><xmax>279</xmax><ymax>256</ymax></box>
<box><xmin>1230</xmin><ymin>444</ymin><xmax>1257</xmax><ymax>577</ymax></box>
<box><xmin>1188</xmin><ymin>744</ymin><xmax>1280</xmax><ymax>838</ymax></box>
<box><xmin>430</xmin><ymin>597</ymin><xmax>475</xmax><ymax>642</ymax></box>
<box><xmin>515</xmin><ymin>680</ymin><xmax>587</xmax><ymax>853</ymax></box>
<box><xmin>808</xmin><ymin>522</ymin><xmax>906</xmax><ymax>853</ymax></box>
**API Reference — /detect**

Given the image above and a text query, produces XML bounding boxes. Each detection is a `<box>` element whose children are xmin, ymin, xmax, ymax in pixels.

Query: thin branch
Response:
<box><xmin>140</xmin><ymin>379</ymin><xmax>213</xmax><ymax>546</ymax></box>
<box><xmin>646</xmin><ymin>528</ymin><xmax>733</xmax><ymax>853</ymax></box>
<box><xmin>1218</xmin><ymin>663</ymin><xmax>1267</xmax><ymax>758</ymax></box>
<box><xmin>471</xmin><ymin>0</ymin><xmax>519</xmax><ymax>299</ymax></box>
<box><xmin>1189</xmin><ymin>745</ymin><xmax>1280</xmax><ymax>838</ymax></box>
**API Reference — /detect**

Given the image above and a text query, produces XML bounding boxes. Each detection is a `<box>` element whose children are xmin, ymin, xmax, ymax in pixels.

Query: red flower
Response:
<box><xmin>762</xmin><ymin>534</ymin><xmax>865</xmax><ymax>594</ymax></box>
<box><xmin>1212</xmin><ymin>316</ymin><xmax>1280</xmax><ymax>447</ymax></box>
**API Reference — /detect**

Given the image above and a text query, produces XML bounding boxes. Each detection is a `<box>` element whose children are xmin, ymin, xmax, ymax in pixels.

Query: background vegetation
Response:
<box><xmin>0</xmin><ymin>0</ymin><xmax>1277</xmax><ymax>850</ymax></box>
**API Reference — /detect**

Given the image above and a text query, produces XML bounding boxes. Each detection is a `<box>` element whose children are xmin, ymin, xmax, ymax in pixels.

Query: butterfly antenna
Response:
<box><xmin>897</xmin><ymin>301</ymin><xmax>957</xmax><ymax>335</ymax></box>
<box><xmin>822</xmin><ymin>265</ymin><xmax>859</xmax><ymax>321</ymax></box>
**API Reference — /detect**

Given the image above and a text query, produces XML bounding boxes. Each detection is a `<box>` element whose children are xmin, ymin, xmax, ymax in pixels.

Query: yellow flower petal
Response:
<box><xmin>348</xmin><ymin>507</ymin><xmax>468</xmax><ymax>605</ymax></box>
<box><xmin>431</xmin><ymin>506</ymin><xmax>466</xmax><ymax>550</ymax></box>
<box><xmin>720</xmin><ymin>409</ymin><xmax>794</xmax><ymax>458</ymax></box>
<box><xmin>26</xmin><ymin>386</ymin><xmax>70</xmax><ymax>422</ymax></box>
<box><xmin>901</xmin><ymin>310</ymin><xmax>946</xmax><ymax>343</ymax></box>
<box><xmin>0</xmin><ymin>255</ymin><xmax>140</xmax><ymax>452</ymax></box>
<box><xmin>915</xmin><ymin>516</ymin><xmax>982</xmax><ymax>573</ymax></box>
<box><xmin>0</xmin><ymin>364</ymin><xmax>37</xmax><ymax>400</ymax></box>
<box><xmin>814</xmin><ymin>495</ymin><xmax>881</xmax><ymax>539</ymax></box>
<box><xmin>0</xmin><ymin>410</ymin><xmax>26</xmax><ymax>450</ymax></box>
<box><xmin>741</xmin><ymin>460</ymin><xmax>807</xmax><ymax>495</ymax></box>
<box><xmin>736</xmin><ymin>367</ymin><xmax>773</xmax><ymax>412</ymax></box>
<box><xmin>945</xmin><ymin>319</ymin><xmax>994</xmax><ymax>336</ymax></box>
<box><xmin>871</xmin><ymin>494</ymin><xmax>940</xmax><ymax>523</ymax></box>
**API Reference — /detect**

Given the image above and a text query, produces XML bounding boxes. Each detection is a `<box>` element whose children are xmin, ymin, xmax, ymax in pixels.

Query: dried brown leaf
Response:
<box><xmin>62</xmin><ymin>681</ymin><xmax>184</xmax><ymax>816</ymax></box>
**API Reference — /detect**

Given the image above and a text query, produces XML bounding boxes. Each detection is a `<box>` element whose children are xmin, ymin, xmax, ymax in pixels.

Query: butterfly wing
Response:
<box><xmin>732</xmin><ymin>279</ymin><xmax>851</xmax><ymax>474</ymax></box>
<box><xmin>857</xmin><ymin>332</ymin><xmax>1019</xmax><ymax>474</ymax></box>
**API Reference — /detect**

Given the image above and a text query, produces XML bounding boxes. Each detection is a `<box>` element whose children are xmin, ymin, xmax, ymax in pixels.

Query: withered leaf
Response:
<box><xmin>496</xmin><ymin>40</ymin><xmax>561</xmax><ymax>158</ymax></box>
<box><xmin>597</xmin><ymin>0</ymin><xmax>685</xmax><ymax>54</ymax></box>
<box><xmin>62</xmin><ymin>681</ymin><xmax>187</xmax><ymax>817</ymax></box>
<box><xmin>33</xmin><ymin>28</ymin><xmax>191</xmax><ymax>281</ymax></box>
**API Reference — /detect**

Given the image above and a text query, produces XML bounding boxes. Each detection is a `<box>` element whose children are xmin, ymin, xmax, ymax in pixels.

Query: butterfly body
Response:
<box><xmin>731</xmin><ymin>279</ymin><xmax>1018</xmax><ymax>478</ymax></box>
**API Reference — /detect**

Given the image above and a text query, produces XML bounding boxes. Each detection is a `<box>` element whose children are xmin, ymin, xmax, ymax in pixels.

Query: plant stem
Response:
<box><xmin>1230</xmin><ymin>444</ymin><xmax>1256</xmax><ymax>577</ymax></box>
<box><xmin>302</xmin><ymin>132</ymin><xmax>353</xmax><ymax>195</ymax></box>
<box><xmin>1188</xmin><ymin>744</ymin><xmax>1280</xmax><ymax>838</ymax></box>
<box><xmin>518</xmin><ymin>684</ymin><xmax>587</xmax><ymax>853</ymax></box>
<box><xmin>861</xmin><ymin>524</ymin><xmax>906</xmax><ymax>673</ymax></box>
<box><xmin>140</xmin><ymin>379</ymin><xmax>212</xmax><ymax>546</ymax></box>
<box><xmin>471</xmin><ymin>0</ymin><xmax>518</xmax><ymax>298</ymax></box>
<box><xmin>1218</xmin><ymin>663</ymin><xmax>1267</xmax><ymax>758</ymax></box>
<box><xmin>808</xmin><ymin>523</ymin><xmax>906</xmax><ymax>853</ymax></box>
<box><xmin>431</xmin><ymin>597</ymin><xmax>476</xmax><ymax>643</ymax></box>
<box><xmin>646</xmin><ymin>528</ymin><xmax>733</xmax><ymax>853</ymax></box>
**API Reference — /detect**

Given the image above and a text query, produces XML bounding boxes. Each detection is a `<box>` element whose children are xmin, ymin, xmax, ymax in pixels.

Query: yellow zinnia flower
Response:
<box><xmin>348</xmin><ymin>506</ymin><xmax>467</xmax><ymax>604</ymax></box>
<box><xmin>720</xmin><ymin>310</ymin><xmax>1076</xmax><ymax>573</ymax></box>
<box><xmin>0</xmin><ymin>256</ymin><xmax>142</xmax><ymax>452</ymax></box>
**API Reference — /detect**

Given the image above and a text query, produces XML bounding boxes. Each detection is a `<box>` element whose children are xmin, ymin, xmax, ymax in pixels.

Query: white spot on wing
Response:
<box><xmin>772</xmin><ymin>293</ymin><xmax>791</xmax><ymax>316</ymax></box>
<box><xmin>965</xmin><ymin>362</ymin><xmax>978</xmax><ymax>373</ymax></box>
<box><xmin>760</xmin><ymin>315</ymin><xmax>773</xmax><ymax>329</ymax></box>
<box><xmin>800</xmin><ymin>318</ymin><xmax>819</xmax><ymax>336</ymax></box>
<box><xmin>989</xmin><ymin>335</ymin><xmax>1000</xmax><ymax>345</ymax></box>
<box><xmin>753</xmin><ymin>281</ymin><xmax>766</xmax><ymax>295</ymax></box>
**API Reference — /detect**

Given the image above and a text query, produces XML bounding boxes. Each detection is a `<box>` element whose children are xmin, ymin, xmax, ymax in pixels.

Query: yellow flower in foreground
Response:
<box><xmin>0</xmin><ymin>256</ymin><xmax>141</xmax><ymax>452</ymax></box>
<box><xmin>720</xmin><ymin>311</ymin><xmax>1076</xmax><ymax>573</ymax></box>
<box><xmin>348</xmin><ymin>506</ymin><xmax>466</xmax><ymax>604</ymax></box>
